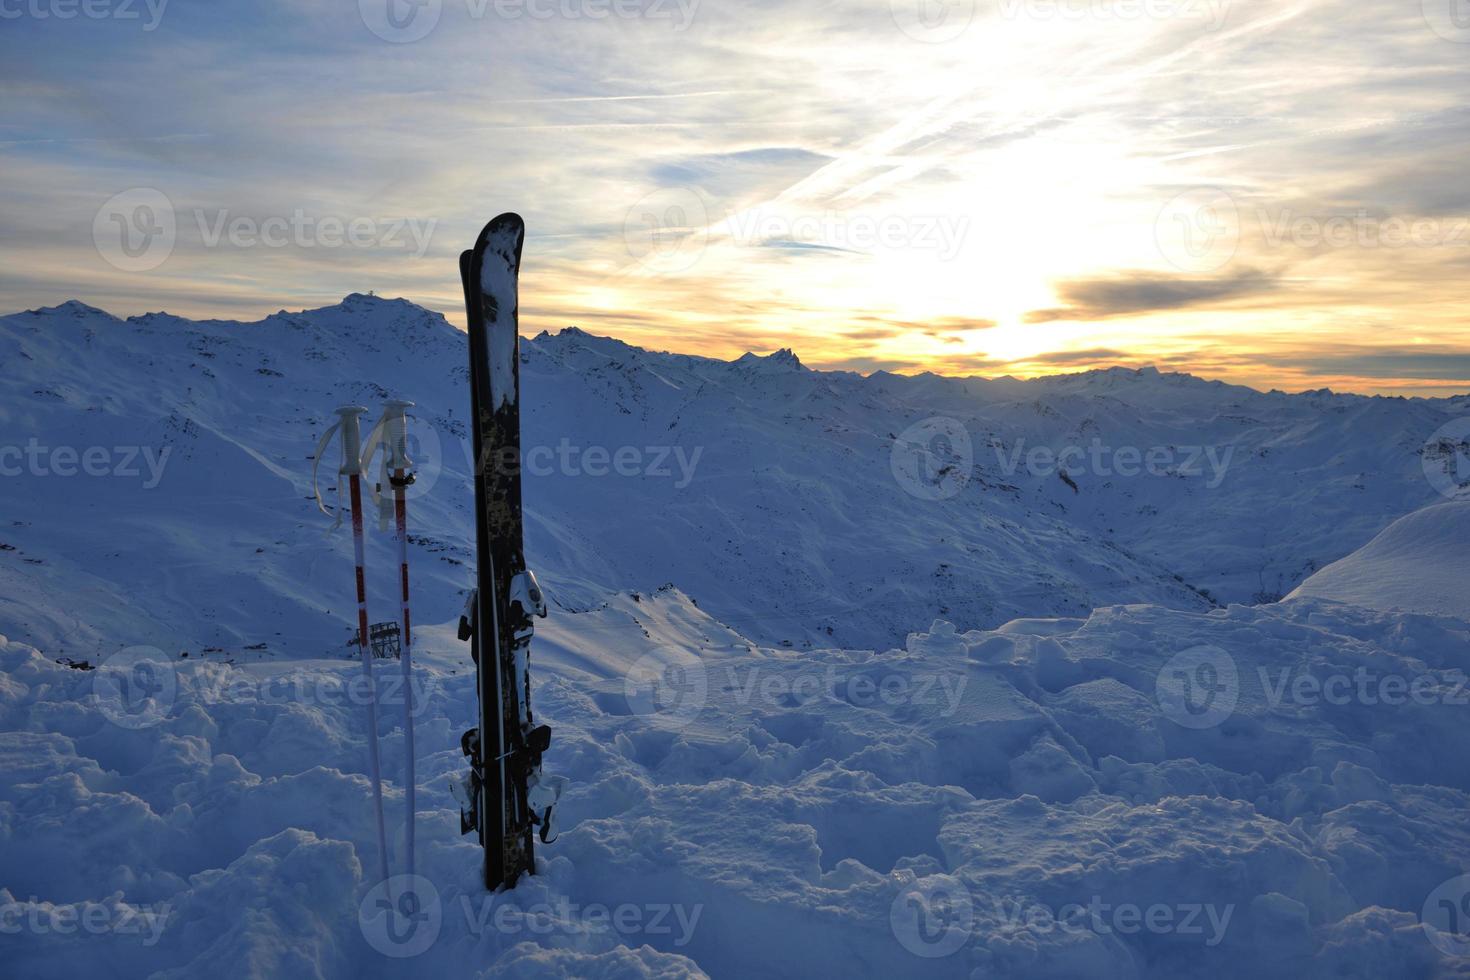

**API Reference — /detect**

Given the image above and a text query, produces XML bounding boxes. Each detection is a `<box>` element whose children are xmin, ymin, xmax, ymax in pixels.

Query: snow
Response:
<box><xmin>1287</xmin><ymin>499</ymin><xmax>1470</xmax><ymax>618</ymax></box>
<box><xmin>481</xmin><ymin>221</ymin><xmax>523</xmax><ymax>410</ymax></box>
<box><xmin>3</xmin><ymin>295</ymin><xmax>1470</xmax><ymax>977</ymax></box>
<box><xmin>3</xmin><ymin>296</ymin><xmax>1465</xmax><ymax>659</ymax></box>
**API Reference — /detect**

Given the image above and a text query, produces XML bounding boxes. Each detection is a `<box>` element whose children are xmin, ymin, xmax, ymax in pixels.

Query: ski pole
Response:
<box><xmin>366</xmin><ymin>399</ymin><xmax>419</xmax><ymax>879</ymax></box>
<box><xmin>330</xmin><ymin>405</ymin><xmax>392</xmax><ymax>887</ymax></box>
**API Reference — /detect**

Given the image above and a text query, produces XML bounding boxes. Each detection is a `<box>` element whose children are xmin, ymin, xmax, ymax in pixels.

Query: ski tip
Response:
<box><xmin>473</xmin><ymin>213</ymin><xmax>525</xmax><ymax>289</ymax></box>
<box><xmin>476</xmin><ymin>213</ymin><xmax>525</xmax><ymax>258</ymax></box>
<box><xmin>488</xmin><ymin>212</ymin><xmax>524</xmax><ymax>233</ymax></box>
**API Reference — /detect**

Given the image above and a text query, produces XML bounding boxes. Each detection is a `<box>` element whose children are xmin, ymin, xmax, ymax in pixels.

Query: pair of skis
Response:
<box><xmin>313</xmin><ymin>400</ymin><xmax>420</xmax><ymax>884</ymax></box>
<box><xmin>455</xmin><ymin>213</ymin><xmax>561</xmax><ymax>891</ymax></box>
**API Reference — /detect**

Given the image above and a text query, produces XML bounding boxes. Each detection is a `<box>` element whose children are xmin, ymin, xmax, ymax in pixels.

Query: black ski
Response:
<box><xmin>455</xmin><ymin>213</ymin><xmax>555</xmax><ymax>890</ymax></box>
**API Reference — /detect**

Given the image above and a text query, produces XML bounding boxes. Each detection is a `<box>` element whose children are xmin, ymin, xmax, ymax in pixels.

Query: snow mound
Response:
<box><xmin>1287</xmin><ymin>500</ymin><xmax>1470</xmax><ymax>619</ymax></box>
<box><xmin>9</xmin><ymin>591</ymin><xmax>1470</xmax><ymax>977</ymax></box>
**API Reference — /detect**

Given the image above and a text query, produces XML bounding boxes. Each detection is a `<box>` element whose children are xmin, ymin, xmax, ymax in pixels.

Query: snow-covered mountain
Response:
<box><xmin>1</xmin><ymin>295</ymin><xmax>1464</xmax><ymax>661</ymax></box>
<box><xmin>5</xmin><ymin>295</ymin><xmax>1470</xmax><ymax>979</ymax></box>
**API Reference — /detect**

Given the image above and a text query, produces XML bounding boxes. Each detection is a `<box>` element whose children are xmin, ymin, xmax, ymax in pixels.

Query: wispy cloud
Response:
<box><xmin>1025</xmin><ymin>269</ymin><xmax>1281</xmax><ymax>322</ymax></box>
<box><xmin>0</xmin><ymin>0</ymin><xmax>1467</xmax><ymax>393</ymax></box>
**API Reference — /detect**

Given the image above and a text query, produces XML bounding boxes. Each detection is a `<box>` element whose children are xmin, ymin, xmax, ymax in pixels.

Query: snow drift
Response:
<box><xmin>1288</xmin><ymin>499</ymin><xmax>1470</xmax><ymax>618</ymax></box>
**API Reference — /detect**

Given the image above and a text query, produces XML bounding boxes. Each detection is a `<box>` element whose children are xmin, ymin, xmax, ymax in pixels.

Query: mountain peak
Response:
<box><xmin>734</xmin><ymin>348</ymin><xmax>805</xmax><ymax>372</ymax></box>
<box><xmin>27</xmin><ymin>299</ymin><xmax>118</xmax><ymax>320</ymax></box>
<box><xmin>531</xmin><ymin>325</ymin><xmax>642</xmax><ymax>358</ymax></box>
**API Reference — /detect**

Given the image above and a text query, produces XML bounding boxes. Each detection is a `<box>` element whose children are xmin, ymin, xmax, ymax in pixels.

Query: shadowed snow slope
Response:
<box><xmin>1288</xmin><ymin>499</ymin><xmax>1470</xmax><ymax>617</ymax></box>
<box><xmin>1</xmin><ymin>296</ymin><xmax>1466</xmax><ymax>658</ymax></box>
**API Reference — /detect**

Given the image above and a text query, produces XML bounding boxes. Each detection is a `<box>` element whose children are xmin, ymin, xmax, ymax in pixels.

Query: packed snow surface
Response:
<box><xmin>2</xmin><ymin>296</ymin><xmax>1470</xmax><ymax>978</ymax></box>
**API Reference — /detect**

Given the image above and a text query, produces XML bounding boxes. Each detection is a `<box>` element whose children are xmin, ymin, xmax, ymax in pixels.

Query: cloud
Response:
<box><xmin>1</xmin><ymin>0</ymin><xmax>1468</xmax><ymax>394</ymax></box>
<box><xmin>1022</xmin><ymin>348</ymin><xmax>1132</xmax><ymax>366</ymax></box>
<box><xmin>1025</xmin><ymin>270</ymin><xmax>1281</xmax><ymax>323</ymax></box>
<box><xmin>1252</xmin><ymin>349</ymin><xmax>1470</xmax><ymax>382</ymax></box>
<box><xmin>818</xmin><ymin>355</ymin><xmax>927</xmax><ymax>374</ymax></box>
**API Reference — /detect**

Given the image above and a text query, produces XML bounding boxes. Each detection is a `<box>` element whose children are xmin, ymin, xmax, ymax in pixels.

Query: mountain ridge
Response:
<box><xmin>24</xmin><ymin>294</ymin><xmax>1462</xmax><ymax>400</ymax></box>
<box><xmin>2</xmin><ymin>295</ymin><xmax>1465</xmax><ymax>659</ymax></box>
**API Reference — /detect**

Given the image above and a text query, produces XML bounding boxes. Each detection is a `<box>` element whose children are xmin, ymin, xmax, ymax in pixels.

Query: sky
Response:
<box><xmin>1</xmin><ymin>0</ymin><xmax>1468</xmax><ymax>394</ymax></box>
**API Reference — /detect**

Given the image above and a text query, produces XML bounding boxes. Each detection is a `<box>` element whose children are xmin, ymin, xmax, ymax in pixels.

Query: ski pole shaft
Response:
<box><xmin>393</xmin><ymin>477</ymin><xmax>415</xmax><ymax>879</ymax></box>
<box><xmin>337</xmin><ymin>406</ymin><xmax>391</xmax><ymax>887</ymax></box>
<box><xmin>350</xmin><ymin>470</ymin><xmax>391</xmax><ymax>887</ymax></box>
<box><xmin>375</xmin><ymin>398</ymin><xmax>418</xmax><ymax>881</ymax></box>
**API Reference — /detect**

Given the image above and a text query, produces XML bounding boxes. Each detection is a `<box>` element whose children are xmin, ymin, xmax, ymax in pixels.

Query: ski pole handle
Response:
<box><xmin>335</xmin><ymin>405</ymin><xmax>369</xmax><ymax>477</ymax></box>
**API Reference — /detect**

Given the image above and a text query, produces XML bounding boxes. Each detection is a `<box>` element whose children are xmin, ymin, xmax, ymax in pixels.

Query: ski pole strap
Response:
<box><xmin>311</xmin><ymin>421</ymin><xmax>345</xmax><ymax>530</ymax></box>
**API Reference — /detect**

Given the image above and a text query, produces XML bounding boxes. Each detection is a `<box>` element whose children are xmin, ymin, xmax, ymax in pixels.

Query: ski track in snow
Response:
<box><xmin>2</xmin><ymin>297</ymin><xmax>1470</xmax><ymax>977</ymax></box>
